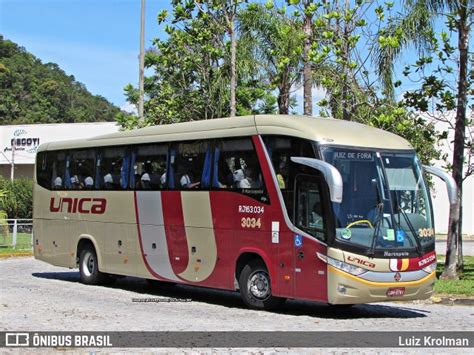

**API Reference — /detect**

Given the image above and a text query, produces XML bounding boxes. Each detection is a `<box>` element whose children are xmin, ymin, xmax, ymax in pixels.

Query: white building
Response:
<box><xmin>1</xmin><ymin>122</ymin><xmax>119</xmax><ymax>179</ymax></box>
<box><xmin>428</xmin><ymin>114</ymin><xmax>473</xmax><ymax>237</ymax></box>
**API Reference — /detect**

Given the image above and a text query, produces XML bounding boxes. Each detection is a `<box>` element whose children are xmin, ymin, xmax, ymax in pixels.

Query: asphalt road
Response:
<box><xmin>1</xmin><ymin>257</ymin><xmax>473</xmax><ymax>352</ymax></box>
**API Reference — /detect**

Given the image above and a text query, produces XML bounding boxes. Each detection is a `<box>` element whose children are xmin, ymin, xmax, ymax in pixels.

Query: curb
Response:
<box><xmin>430</xmin><ymin>295</ymin><xmax>474</xmax><ymax>306</ymax></box>
<box><xmin>0</xmin><ymin>252</ymin><xmax>33</xmax><ymax>258</ymax></box>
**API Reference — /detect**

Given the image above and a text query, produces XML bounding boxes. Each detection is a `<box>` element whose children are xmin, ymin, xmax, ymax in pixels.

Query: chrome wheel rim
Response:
<box><xmin>82</xmin><ymin>251</ymin><xmax>95</xmax><ymax>277</ymax></box>
<box><xmin>248</xmin><ymin>270</ymin><xmax>271</xmax><ymax>300</ymax></box>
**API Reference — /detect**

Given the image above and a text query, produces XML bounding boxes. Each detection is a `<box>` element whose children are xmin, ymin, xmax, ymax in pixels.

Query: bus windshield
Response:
<box><xmin>320</xmin><ymin>147</ymin><xmax>434</xmax><ymax>255</ymax></box>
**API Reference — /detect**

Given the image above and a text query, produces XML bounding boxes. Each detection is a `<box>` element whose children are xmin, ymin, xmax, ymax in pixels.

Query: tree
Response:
<box><xmin>0</xmin><ymin>177</ymin><xmax>33</xmax><ymax>219</ymax></box>
<box><xmin>118</xmin><ymin>2</ymin><xmax>276</xmax><ymax>128</ymax></box>
<box><xmin>239</xmin><ymin>3</ymin><xmax>304</xmax><ymax>114</ymax></box>
<box><xmin>375</xmin><ymin>0</ymin><xmax>473</xmax><ymax>278</ymax></box>
<box><xmin>287</xmin><ymin>0</ymin><xmax>315</xmax><ymax>116</ymax></box>
<box><xmin>0</xmin><ymin>36</ymin><xmax>122</xmax><ymax>124</ymax></box>
<box><xmin>289</xmin><ymin>0</ymin><xmax>442</xmax><ymax>165</ymax></box>
<box><xmin>170</xmin><ymin>0</ymin><xmax>245</xmax><ymax>118</ymax></box>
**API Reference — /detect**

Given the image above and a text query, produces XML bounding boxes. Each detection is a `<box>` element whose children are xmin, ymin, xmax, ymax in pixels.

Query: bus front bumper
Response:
<box><xmin>327</xmin><ymin>265</ymin><xmax>436</xmax><ymax>305</ymax></box>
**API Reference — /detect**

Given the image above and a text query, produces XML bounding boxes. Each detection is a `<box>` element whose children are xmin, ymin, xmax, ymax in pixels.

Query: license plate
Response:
<box><xmin>387</xmin><ymin>287</ymin><xmax>405</xmax><ymax>297</ymax></box>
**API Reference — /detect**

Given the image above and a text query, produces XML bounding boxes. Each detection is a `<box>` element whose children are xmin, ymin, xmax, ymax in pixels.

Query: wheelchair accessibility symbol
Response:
<box><xmin>294</xmin><ymin>234</ymin><xmax>303</xmax><ymax>248</ymax></box>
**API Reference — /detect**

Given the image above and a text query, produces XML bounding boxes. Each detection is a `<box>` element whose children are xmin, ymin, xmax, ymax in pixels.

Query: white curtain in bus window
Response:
<box><xmin>131</xmin><ymin>144</ymin><xmax>168</xmax><ymax>190</ymax></box>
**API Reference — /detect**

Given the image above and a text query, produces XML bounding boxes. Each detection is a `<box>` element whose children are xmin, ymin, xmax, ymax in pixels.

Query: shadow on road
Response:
<box><xmin>32</xmin><ymin>271</ymin><xmax>428</xmax><ymax>320</ymax></box>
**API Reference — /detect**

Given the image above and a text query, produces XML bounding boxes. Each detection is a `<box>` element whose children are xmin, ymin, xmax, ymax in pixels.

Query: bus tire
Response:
<box><xmin>238</xmin><ymin>259</ymin><xmax>285</xmax><ymax>310</ymax></box>
<box><xmin>79</xmin><ymin>244</ymin><xmax>105</xmax><ymax>285</ymax></box>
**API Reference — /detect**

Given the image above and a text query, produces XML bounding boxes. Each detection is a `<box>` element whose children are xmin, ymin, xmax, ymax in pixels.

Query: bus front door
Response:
<box><xmin>293</xmin><ymin>174</ymin><xmax>328</xmax><ymax>302</ymax></box>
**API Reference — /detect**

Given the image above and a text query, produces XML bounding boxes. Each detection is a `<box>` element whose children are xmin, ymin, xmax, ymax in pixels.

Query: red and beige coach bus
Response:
<box><xmin>33</xmin><ymin>115</ymin><xmax>456</xmax><ymax>309</ymax></box>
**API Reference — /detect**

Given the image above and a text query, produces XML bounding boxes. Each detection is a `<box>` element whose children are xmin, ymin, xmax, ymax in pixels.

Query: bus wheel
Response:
<box><xmin>238</xmin><ymin>259</ymin><xmax>285</xmax><ymax>310</ymax></box>
<box><xmin>79</xmin><ymin>244</ymin><xmax>105</xmax><ymax>285</ymax></box>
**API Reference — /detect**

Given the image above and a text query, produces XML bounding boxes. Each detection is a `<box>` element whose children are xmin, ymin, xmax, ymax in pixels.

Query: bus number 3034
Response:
<box><xmin>241</xmin><ymin>217</ymin><xmax>261</xmax><ymax>229</ymax></box>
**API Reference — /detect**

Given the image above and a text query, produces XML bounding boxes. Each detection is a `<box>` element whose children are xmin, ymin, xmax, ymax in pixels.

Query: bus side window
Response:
<box><xmin>212</xmin><ymin>138</ymin><xmax>269</xmax><ymax>203</ymax></box>
<box><xmin>262</xmin><ymin>135</ymin><xmax>318</xmax><ymax>220</ymax></box>
<box><xmin>99</xmin><ymin>146</ymin><xmax>128</xmax><ymax>190</ymax></box>
<box><xmin>170</xmin><ymin>141</ymin><xmax>211</xmax><ymax>190</ymax></box>
<box><xmin>262</xmin><ymin>135</ymin><xmax>317</xmax><ymax>189</ymax></box>
<box><xmin>132</xmin><ymin>143</ymin><xmax>168</xmax><ymax>190</ymax></box>
<box><xmin>49</xmin><ymin>151</ymin><xmax>67</xmax><ymax>190</ymax></box>
<box><xmin>69</xmin><ymin>149</ymin><xmax>96</xmax><ymax>190</ymax></box>
<box><xmin>36</xmin><ymin>152</ymin><xmax>49</xmax><ymax>189</ymax></box>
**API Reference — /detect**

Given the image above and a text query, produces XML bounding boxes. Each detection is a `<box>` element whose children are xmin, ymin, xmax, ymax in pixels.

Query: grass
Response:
<box><xmin>0</xmin><ymin>232</ymin><xmax>33</xmax><ymax>256</ymax></box>
<box><xmin>435</xmin><ymin>256</ymin><xmax>474</xmax><ymax>296</ymax></box>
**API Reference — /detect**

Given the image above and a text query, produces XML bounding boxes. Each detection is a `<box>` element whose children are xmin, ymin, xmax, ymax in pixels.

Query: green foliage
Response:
<box><xmin>0</xmin><ymin>36</ymin><xmax>122</xmax><ymax>124</ymax></box>
<box><xmin>117</xmin><ymin>0</ymin><xmax>443</xmax><ymax>171</ymax></box>
<box><xmin>367</xmin><ymin>104</ymin><xmax>440</xmax><ymax>165</ymax></box>
<box><xmin>397</xmin><ymin>6</ymin><xmax>472</xmax><ymax>179</ymax></box>
<box><xmin>435</xmin><ymin>256</ymin><xmax>474</xmax><ymax>295</ymax></box>
<box><xmin>0</xmin><ymin>177</ymin><xmax>33</xmax><ymax>219</ymax></box>
<box><xmin>0</xmin><ymin>189</ymin><xmax>7</xmax><ymax>221</ymax></box>
<box><xmin>119</xmin><ymin>0</ymin><xmax>277</xmax><ymax>128</ymax></box>
<box><xmin>239</xmin><ymin>3</ymin><xmax>304</xmax><ymax>114</ymax></box>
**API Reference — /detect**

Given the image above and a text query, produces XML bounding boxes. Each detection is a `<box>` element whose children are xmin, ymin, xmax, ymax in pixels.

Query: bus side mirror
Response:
<box><xmin>290</xmin><ymin>157</ymin><xmax>343</xmax><ymax>203</ymax></box>
<box><xmin>423</xmin><ymin>165</ymin><xmax>458</xmax><ymax>206</ymax></box>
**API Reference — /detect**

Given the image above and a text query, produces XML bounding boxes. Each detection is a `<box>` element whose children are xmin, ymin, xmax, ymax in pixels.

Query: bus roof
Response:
<box><xmin>38</xmin><ymin>115</ymin><xmax>413</xmax><ymax>152</ymax></box>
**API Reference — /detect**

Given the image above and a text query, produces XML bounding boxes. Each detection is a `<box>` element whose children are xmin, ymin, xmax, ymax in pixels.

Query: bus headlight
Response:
<box><xmin>422</xmin><ymin>262</ymin><xmax>437</xmax><ymax>274</ymax></box>
<box><xmin>327</xmin><ymin>256</ymin><xmax>368</xmax><ymax>276</ymax></box>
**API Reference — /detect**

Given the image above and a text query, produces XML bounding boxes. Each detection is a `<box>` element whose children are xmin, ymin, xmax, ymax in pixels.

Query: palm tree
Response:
<box><xmin>375</xmin><ymin>0</ymin><xmax>473</xmax><ymax>278</ymax></box>
<box><xmin>238</xmin><ymin>4</ymin><xmax>304</xmax><ymax>114</ymax></box>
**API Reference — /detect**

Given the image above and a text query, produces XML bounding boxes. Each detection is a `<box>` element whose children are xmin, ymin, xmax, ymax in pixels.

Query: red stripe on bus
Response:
<box><xmin>161</xmin><ymin>191</ymin><xmax>189</xmax><ymax>275</ymax></box>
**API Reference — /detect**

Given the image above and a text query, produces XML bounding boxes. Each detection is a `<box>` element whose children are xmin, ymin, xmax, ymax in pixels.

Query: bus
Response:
<box><xmin>33</xmin><ymin>115</ymin><xmax>456</xmax><ymax>310</ymax></box>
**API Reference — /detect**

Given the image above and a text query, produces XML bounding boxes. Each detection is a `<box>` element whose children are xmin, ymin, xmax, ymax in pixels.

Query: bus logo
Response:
<box><xmin>347</xmin><ymin>255</ymin><xmax>376</xmax><ymax>268</ymax></box>
<box><xmin>49</xmin><ymin>197</ymin><xmax>107</xmax><ymax>214</ymax></box>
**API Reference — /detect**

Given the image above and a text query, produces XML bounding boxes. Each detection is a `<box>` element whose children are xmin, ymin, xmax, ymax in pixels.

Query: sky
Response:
<box><xmin>0</xmin><ymin>0</ymin><xmax>173</xmax><ymax>112</ymax></box>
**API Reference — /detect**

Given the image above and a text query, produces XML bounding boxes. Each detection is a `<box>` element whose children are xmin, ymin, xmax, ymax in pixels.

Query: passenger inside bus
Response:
<box><xmin>53</xmin><ymin>176</ymin><xmax>62</xmax><ymax>189</ymax></box>
<box><xmin>180</xmin><ymin>170</ymin><xmax>200</xmax><ymax>189</ymax></box>
<box><xmin>233</xmin><ymin>168</ymin><xmax>245</xmax><ymax>186</ymax></box>
<box><xmin>310</xmin><ymin>202</ymin><xmax>323</xmax><ymax>229</ymax></box>
<box><xmin>239</xmin><ymin>167</ymin><xmax>259</xmax><ymax>188</ymax></box>
<box><xmin>104</xmin><ymin>173</ymin><xmax>114</xmax><ymax>189</ymax></box>
<box><xmin>140</xmin><ymin>173</ymin><xmax>151</xmax><ymax>189</ymax></box>
<box><xmin>276</xmin><ymin>160</ymin><xmax>289</xmax><ymax>189</ymax></box>
<box><xmin>216</xmin><ymin>158</ymin><xmax>233</xmax><ymax>188</ymax></box>
<box><xmin>70</xmin><ymin>175</ymin><xmax>81</xmax><ymax>190</ymax></box>
<box><xmin>84</xmin><ymin>176</ymin><xmax>94</xmax><ymax>189</ymax></box>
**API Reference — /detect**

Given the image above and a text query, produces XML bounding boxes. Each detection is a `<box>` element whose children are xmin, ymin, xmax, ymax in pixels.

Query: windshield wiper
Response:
<box><xmin>368</xmin><ymin>201</ymin><xmax>384</xmax><ymax>256</ymax></box>
<box><xmin>398</xmin><ymin>205</ymin><xmax>423</xmax><ymax>256</ymax></box>
<box><xmin>368</xmin><ymin>179</ymin><xmax>384</xmax><ymax>257</ymax></box>
<box><xmin>392</xmin><ymin>191</ymin><xmax>423</xmax><ymax>256</ymax></box>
